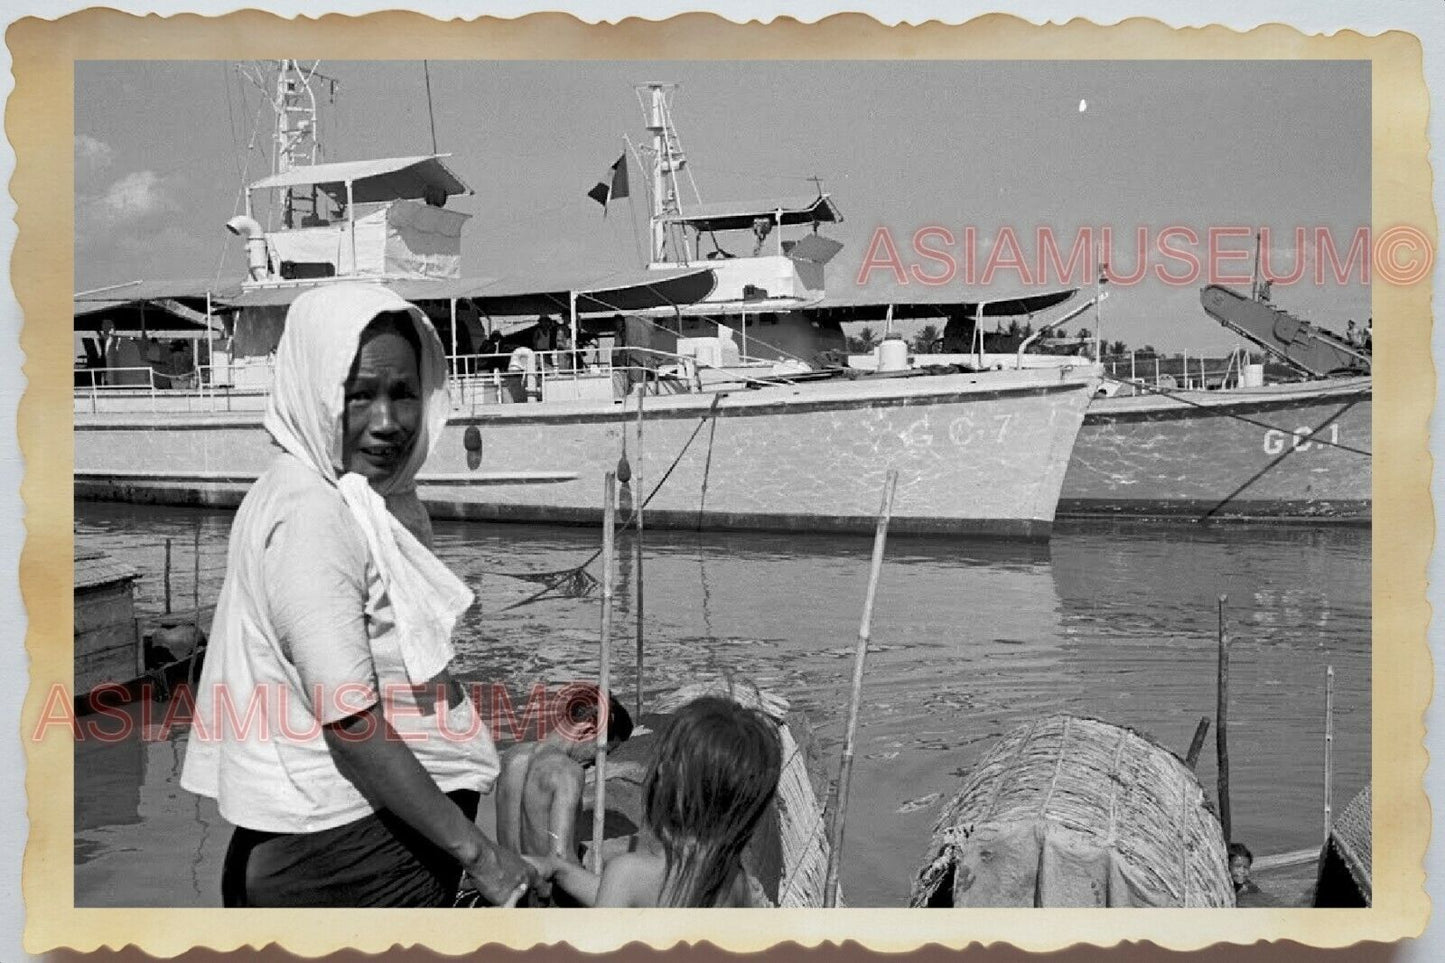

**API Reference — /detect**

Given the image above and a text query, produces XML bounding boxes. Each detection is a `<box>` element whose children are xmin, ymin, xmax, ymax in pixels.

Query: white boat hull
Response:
<box><xmin>75</xmin><ymin>367</ymin><xmax>1100</xmax><ymax>538</ymax></box>
<box><xmin>1059</xmin><ymin>377</ymin><xmax>1372</xmax><ymax>521</ymax></box>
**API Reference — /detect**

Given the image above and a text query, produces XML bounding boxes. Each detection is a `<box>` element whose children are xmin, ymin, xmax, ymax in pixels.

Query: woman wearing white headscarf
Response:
<box><xmin>181</xmin><ymin>283</ymin><xmax>535</xmax><ymax>907</ymax></box>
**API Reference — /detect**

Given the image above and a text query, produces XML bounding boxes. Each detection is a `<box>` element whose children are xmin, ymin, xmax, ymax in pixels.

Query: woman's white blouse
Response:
<box><xmin>180</xmin><ymin>453</ymin><xmax>500</xmax><ymax>834</ymax></box>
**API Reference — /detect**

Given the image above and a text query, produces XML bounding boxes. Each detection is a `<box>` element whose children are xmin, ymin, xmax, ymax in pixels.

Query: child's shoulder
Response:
<box><xmin>598</xmin><ymin>850</ymin><xmax>668</xmax><ymax>907</ymax></box>
<box><xmin>531</xmin><ymin>745</ymin><xmax>583</xmax><ymax>782</ymax></box>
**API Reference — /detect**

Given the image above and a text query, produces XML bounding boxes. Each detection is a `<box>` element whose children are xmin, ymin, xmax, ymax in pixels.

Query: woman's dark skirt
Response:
<box><xmin>222</xmin><ymin>790</ymin><xmax>480</xmax><ymax>907</ymax></box>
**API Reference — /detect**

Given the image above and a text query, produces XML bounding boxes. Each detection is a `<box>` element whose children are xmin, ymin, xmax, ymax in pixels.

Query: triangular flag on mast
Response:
<box><xmin>587</xmin><ymin>152</ymin><xmax>629</xmax><ymax>215</ymax></box>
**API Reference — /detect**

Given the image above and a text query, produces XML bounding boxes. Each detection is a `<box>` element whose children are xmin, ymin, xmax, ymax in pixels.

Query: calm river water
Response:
<box><xmin>73</xmin><ymin>502</ymin><xmax>1370</xmax><ymax>907</ymax></box>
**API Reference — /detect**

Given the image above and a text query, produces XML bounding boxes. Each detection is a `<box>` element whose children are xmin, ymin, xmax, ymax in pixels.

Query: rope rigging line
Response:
<box><xmin>1197</xmin><ymin>397</ymin><xmax>1366</xmax><ymax>521</ymax></box>
<box><xmin>483</xmin><ymin>397</ymin><xmax>724</xmax><ymax>613</ymax></box>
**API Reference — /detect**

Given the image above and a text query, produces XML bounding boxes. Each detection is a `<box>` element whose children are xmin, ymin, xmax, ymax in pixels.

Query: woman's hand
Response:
<box><xmin>462</xmin><ymin>835</ymin><xmax>541</xmax><ymax>906</ymax></box>
<box><xmin>322</xmin><ymin>704</ymin><xmax>540</xmax><ymax>907</ymax></box>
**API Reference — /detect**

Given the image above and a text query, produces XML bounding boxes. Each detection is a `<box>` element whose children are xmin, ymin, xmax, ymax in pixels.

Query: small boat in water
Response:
<box><xmin>73</xmin><ymin>65</ymin><xmax>1101</xmax><ymax>538</ymax></box>
<box><xmin>911</xmin><ymin>714</ymin><xmax>1235</xmax><ymax>908</ymax></box>
<box><xmin>74</xmin><ymin>550</ymin><xmax>144</xmax><ymax>702</ymax></box>
<box><xmin>1314</xmin><ymin>785</ymin><xmax>1371</xmax><ymax>907</ymax></box>
<box><xmin>1059</xmin><ymin>375</ymin><xmax>1371</xmax><ymax>521</ymax></box>
<box><xmin>455</xmin><ymin>679</ymin><xmax>836</xmax><ymax>908</ymax></box>
<box><xmin>1058</xmin><ymin>281</ymin><xmax>1371</xmax><ymax>522</ymax></box>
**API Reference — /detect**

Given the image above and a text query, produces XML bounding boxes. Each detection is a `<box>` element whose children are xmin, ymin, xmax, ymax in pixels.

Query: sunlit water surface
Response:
<box><xmin>73</xmin><ymin>503</ymin><xmax>1369</xmax><ymax>907</ymax></box>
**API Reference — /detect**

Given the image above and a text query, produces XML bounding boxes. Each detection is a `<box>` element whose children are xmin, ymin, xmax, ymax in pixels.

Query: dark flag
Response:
<box><xmin>587</xmin><ymin>153</ymin><xmax>629</xmax><ymax>214</ymax></box>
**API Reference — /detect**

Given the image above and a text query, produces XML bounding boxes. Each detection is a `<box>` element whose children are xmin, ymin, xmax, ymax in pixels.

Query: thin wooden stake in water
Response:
<box><xmin>1324</xmin><ymin>664</ymin><xmax>1335</xmax><ymax>844</ymax></box>
<box><xmin>591</xmin><ymin>472</ymin><xmax>617</xmax><ymax>875</ymax></box>
<box><xmin>1185</xmin><ymin>716</ymin><xmax>1210</xmax><ymax>770</ymax></box>
<box><xmin>823</xmin><ymin>469</ymin><xmax>898</xmax><ymax>908</ymax></box>
<box><xmin>163</xmin><ymin>538</ymin><xmax>173</xmax><ymax>614</ymax></box>
<box><xmin>634</xmin><ymin>389</ymin><xmax>646</xmax><ymax>719</ymax></box>
<box><xmin>1216</xmin><ymin>594</ymin><xmax>1232</xmax><ymax>842</ymax></box>
<box><xmin>192</xmin><ymin>523</ymin><xmax>202</xmax><ymax>639</ymax></box>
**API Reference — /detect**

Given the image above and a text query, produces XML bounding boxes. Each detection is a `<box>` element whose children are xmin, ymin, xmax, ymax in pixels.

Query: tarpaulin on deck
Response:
<box><xmin>248</xmin><ymin>154</ymin><xmax>471</xmax><ymax>204</ymax></box>
<box><xmin>265</xmin><ymin>201</ymin><xmax>469</xmax><ymax>279</ymax></box>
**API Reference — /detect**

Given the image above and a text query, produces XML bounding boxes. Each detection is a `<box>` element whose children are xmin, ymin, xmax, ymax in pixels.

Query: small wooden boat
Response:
<box><xmin>1314</xmin><ymin>785</ymin><xmax>1370</xmax><ymax>907</ymax></box>
<box><xmin>911</xmin><ymin>714</ymin><xmax>1234</xmax><ymax>907</ymax></box>
<box><xmin>74</xmin><ymin>551</ymin><xmax>144</xmax><ymax>708</ymax></box>
<box><xmin>583</xmin><ymin>679</ymin><xmax>835</xmax><ymax>907</ymax></box>
<box><xmin>455</xmin><ymin>678</ymin><xmax>833</xmax><ymax>908</ymax></box>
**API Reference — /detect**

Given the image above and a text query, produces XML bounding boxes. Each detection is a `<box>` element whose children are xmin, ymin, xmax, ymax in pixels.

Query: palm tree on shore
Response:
<box><xmin>848</xmin><ymin>325</ymin><xmax>880</xmax><ymax>353</ymax></box>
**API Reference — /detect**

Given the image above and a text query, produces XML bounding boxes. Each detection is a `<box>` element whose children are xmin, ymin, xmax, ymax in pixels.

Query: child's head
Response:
<box><xmin>642</xmin><ymin>695</ymin><xmax>782</xmax><ymax>907</ymax></box>
<box><xmin>557</xmin><ymin>684</ymin><xmax>633</xmax><ymax>762</ymax></box>
<box><xmin>1227</xmin><ymin>842</ymin><xmax>1254</xmax><ymax>889</ymax></box>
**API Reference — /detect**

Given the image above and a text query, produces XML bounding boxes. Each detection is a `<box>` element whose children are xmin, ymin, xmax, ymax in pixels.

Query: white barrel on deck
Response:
<box><xmin>1242</xmin><ymin>363</ymin><xmax>1265</xmax><ymax>387</ymax></box>
<box><xmin>877</xmin><ymin>338</ymin><xmax>909</xmax><ymax>372</ymax></box>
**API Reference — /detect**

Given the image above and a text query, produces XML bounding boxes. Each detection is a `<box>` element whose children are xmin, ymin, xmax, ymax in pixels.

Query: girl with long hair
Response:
<box><xmin>535</xmin><ymin>695</ymin><xmax>782</xmax><ymax>907</ymax></box>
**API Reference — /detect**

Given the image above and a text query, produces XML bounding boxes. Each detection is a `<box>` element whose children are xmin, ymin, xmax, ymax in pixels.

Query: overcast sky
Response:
<box><xmin>75</xmin><ymin>59</ymin><xmax>1369</xmax><ymax>351</ymax></box>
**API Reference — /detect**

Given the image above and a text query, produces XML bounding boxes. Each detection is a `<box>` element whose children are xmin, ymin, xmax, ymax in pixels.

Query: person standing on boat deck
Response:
<box><xmin>180</xmin><ymin>283</ymin><xmax>537</xmax><ymax>908</ymax></box>
<box><xmin>97</xmin><ymin>318</ymin><xmax>118</xmax><ymax>386</ymax></box>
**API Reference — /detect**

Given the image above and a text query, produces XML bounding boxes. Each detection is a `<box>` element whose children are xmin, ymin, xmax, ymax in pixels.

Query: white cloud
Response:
<box><xmin>97</xmin><ymin>170</ymin><xmax>174</xmax><ymax>223</ymax></box>
<box><xmin>76</xmin><ymin>169</ymin><xmax>180</xmax><ymax>250</ymax></box>
<box><xmin>74</xmin><ymin>134</ymin><xmax>113</xmax><ymax>172</ymax></box>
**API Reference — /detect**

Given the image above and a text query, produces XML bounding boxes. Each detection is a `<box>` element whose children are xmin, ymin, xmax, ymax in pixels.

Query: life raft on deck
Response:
<box><xmin>910</xmin><ymin>714</ymin><xmax>1234</xmax><ymax>908</ymax></box>
<box><xmin>584</xmin><ymin>678</ymin><xmax>836</xmax><ymax>907</ymax></box>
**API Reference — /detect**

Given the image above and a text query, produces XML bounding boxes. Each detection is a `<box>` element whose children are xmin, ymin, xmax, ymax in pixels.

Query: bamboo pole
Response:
<box><xmin>1216</xmin><ymin>594</ymin><xmax>1232</xmax><ymax>842</ymax></box>
<box><xmin>1185</xmin><ymin>716</ymin><xmax>1210</xmax><ymax>770</ymax></box>
<box><xmin>192</xmin><ymin>522</ymin><xmax>202</xmax><ymax>637</ymax></box>
<box><xmin>163</xmin><ymin>538</ymin><xmax>173</xmax><ymax>614</ymax></box>
<box><xmin>591</xmin><ymin>472</ymin><xmax>617</xmax><ymax>875</ymax></box>
<box><xmin>1324</xmin><ymin>664</ymin><xmax>1335</xmax><ymax>843</ymax></box>
<box><xmin>634</xmin><ymin>389</ymin><xmax>646</xmax><ymax>719</ymax></box>
<box><xmin>823</xmin><ymin>469</ymin><xmax>898</xmax><ymax>908</ymax></box>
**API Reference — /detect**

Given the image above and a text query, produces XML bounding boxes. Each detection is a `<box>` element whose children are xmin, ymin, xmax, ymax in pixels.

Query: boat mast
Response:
<box><xmin>640</xmin><ymin>83</ymin><xmax>691</xmax><ymax>265</ymax></box>
<box><xmin>266</xmin><ymin>60</ymin><xmax>327</xmax><ymax>229</ymax></box>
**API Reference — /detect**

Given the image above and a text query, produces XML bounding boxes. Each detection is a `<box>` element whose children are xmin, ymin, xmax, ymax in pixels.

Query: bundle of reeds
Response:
<box><xmin>911</xmin><ymin>714</ymin><xmax>1234</xmax><ymax>908</ymax></box>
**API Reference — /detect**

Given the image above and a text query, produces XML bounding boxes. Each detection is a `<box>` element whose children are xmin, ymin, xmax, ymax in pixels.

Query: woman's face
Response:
<box><xmin>341</xmin><ymin>324</ymin><xmax>422</xmax><ymax>486</ymax></box>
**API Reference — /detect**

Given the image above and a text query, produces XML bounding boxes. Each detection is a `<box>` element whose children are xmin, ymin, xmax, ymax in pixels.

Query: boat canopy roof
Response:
<box><xmin>809</xmin><ymin>286</ymin><xmax>1078</xmax><ymax>322</ymax></box>
<box><xmin>248</xmin><ymin>154</ymin><xmax>471</xmax><ymax>204</ymax></box>
<box><xmin>663</xmin><ymin>194</ymin><xmax>842</xmax><ymax>233</ymax></box>
<box><xmin>74</xmin><ymin>279</ymin><xmax>240</xmax><ymax>332</ymax></box>
<box><xmin>224</xmin><ymin>266</ymin><xmax>717</xmax><ymax>317</ymax></box>
<box><xmin>74</xmin><ymin>278</ymin><xmax>240</xmax><ymax>310</ymax></box>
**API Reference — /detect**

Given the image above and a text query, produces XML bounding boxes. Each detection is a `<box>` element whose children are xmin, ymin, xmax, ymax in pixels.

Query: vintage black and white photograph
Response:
<box><xmin>68</xmin><ymin>56</ymin><xmax>1372</xmax><ymax>912</ymax></box>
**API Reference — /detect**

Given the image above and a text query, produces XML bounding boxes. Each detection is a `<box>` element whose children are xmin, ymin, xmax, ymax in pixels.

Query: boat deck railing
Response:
<box><xmin>73</xmin><ymin>344</ymin><xmax>802</xmax><ymax>415</ymax></box>
<box><xmin>1100</xmin><ymin>347</ymin><xmax>1255</xmax><ymax>395</ymax></box>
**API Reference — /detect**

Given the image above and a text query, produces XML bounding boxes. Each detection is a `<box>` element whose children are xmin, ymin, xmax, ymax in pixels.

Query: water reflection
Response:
<box><xmin>73</xmin><ymin>504</ymin><xmax>1369</xmax><ymax>907</ymax></box>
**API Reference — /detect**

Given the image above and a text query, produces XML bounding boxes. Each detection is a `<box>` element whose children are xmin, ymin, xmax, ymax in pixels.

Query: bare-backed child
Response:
<box><xmin>496</xmin><ymin>684</ymin><xmax>633</xmax><ymax>895</ymax></box>
<box><xmin>531</xmin><ymin>695</ymin><xmax>782</xmax><ymax>907</ymax></box>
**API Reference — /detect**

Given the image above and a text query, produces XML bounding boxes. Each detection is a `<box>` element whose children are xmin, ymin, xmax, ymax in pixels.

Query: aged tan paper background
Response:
<box><xmin>13</xmin><ymin>9</ymin><xmax>1433</xmax><ymax>955</ymax></box>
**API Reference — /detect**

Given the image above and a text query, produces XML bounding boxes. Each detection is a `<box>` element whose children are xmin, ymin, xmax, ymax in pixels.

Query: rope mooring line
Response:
<box><xmin>489</xmin><ymin>398</ymin><xmax>724</xmax><ymax>613</ymax></box>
